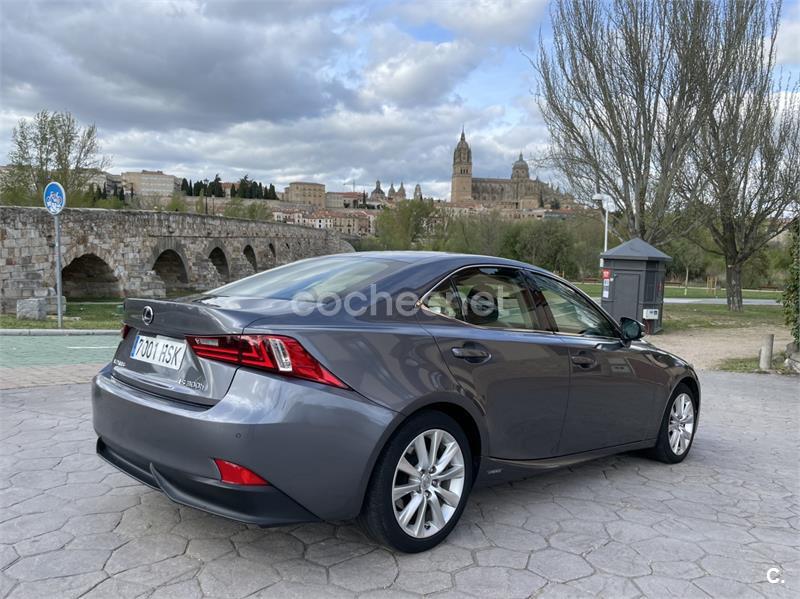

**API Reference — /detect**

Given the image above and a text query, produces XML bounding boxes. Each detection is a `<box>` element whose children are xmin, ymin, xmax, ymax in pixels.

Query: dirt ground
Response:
<box><xmin>647</xmin><ymin>325</ymin><xmax>793</xmax><ymax>370</ymax></box>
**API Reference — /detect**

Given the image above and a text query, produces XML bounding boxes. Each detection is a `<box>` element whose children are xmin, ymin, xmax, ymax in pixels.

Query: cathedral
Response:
<box><xmin>369</xmin><ymin>180</ymin><xmax>423</xmax><ymax>204</ymax></box>
<box><xmin>450</xmin><ymin>131</ymin><xmax>572</xmax><ymax>210</ymax></box>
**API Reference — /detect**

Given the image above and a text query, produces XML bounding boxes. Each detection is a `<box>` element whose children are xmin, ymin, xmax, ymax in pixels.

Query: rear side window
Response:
<box><xmin>210</xmin><ymin>256</ymin><xmax>402</xmax><ymax>300</ymax></box>
<box><xmin>531</xmin><ymin>274</ymin><xmax>617</xmax><ymax>338</ymax></box>
<box><xmin>425</xmin><ymin>267</ymin><xmax>544</xmax><ymax>331</ymax></box>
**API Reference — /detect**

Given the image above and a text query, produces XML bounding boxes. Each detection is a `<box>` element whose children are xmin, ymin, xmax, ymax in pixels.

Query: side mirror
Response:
<box><xmin>620</xmin><ymin>317</ymin><xmax>645</xmax><ymax>341</ymax></box>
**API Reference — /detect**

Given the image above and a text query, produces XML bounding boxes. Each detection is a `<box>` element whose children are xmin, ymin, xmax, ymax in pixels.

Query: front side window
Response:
<box><xmin>424</xmin><ymin>267</ymin><xmax>543</xmax><ymax>330</ymax></box>
<box><xmin>531</xmin><ymin>274</ymin><xmax>617</xmax><ymax>338</ymax></box>
<box><xmin>424</xmin><ymin>279</ymin><xmax>461</xmax><ymax>319</ymax></box>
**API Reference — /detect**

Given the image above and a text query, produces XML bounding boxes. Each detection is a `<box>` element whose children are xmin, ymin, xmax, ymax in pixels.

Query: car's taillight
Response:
<box><xmin>121</xmin><ymin>324</ymin><xmax>131</xmax><ymax>339</ymax></box>
<box><xmin>213</xmin><ymin>459</ymin><xmax>269</xmax><ymax>486</ymax></box>
<box><xmin>186</xmin><ymin>334</ymin><xmax>347</xmax><ymax>389</ymax></box>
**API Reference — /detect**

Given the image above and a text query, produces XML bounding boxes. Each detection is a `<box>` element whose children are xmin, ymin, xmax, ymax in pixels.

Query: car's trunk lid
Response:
<box><xmin>112</xmin><ymin>296</ymin><xmax>301</xmax><ymax>406</ymax></box>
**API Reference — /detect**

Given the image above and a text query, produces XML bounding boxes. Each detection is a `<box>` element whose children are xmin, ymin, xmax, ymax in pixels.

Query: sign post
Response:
<box><xmin>592</xmin><ymin>193</ymin><xmax>616</xmax><ymax>268</ymax></box>
<box><xmin>43</xmin><ymin>182</ymin><xmax>66</xmax><ymax>328</ymax></box>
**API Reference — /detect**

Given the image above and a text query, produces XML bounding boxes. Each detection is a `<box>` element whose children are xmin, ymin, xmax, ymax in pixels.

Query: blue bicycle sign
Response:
<box><xmin>43</xmin><ymin>182</ymin><xmax>66</xmax><ymax>215</ymax></box>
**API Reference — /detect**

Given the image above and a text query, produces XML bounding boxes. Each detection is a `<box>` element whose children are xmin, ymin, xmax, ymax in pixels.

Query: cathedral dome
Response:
<box><xmin>511</xmin><ymin>153</ymin><xmax>530</xmax><ymax>180</ymax></box>
<box><xmin>370</xmin><ymin>180</ymin><xmax>386</xmax><ymax>202</ymax></box>
<box><xmin>453</xmin><ymin>131</ymin><xmax>472</xmax><ymax>165</ymax></box>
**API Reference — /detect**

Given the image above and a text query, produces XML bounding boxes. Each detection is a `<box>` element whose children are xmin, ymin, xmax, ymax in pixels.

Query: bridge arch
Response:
<box><xmin>208</xmin><ymin>246</ymin><xmax>230</xmax><ymax>281</ymax></box>
<box><xmin>149</xmin><ymin>240</ymin><xmax>192</xmax><ymax>294</ymax></box>
<box><xmin>152</xmin><ymin>249</ymin><xmax>189</xmax><ymax>294</ymax></box>
<box><xmin>61</xmin><ymin>253</ymin><xmax>122</xmax><ymax>299</ymax></box>
<box><xmin>243</xmin><ymin>244</ymin><xmax>257</xmax><ymax>272</ymax></box>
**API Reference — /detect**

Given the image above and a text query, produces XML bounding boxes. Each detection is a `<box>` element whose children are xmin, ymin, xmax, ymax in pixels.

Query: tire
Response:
<box><xmin>359</xmin><ymin>411</ymin><xmax>473</xmax><ymax>553</ymax></box>
<box><xmin>646</xmin><ymin>383</ymin><xmax>698</xmax><ymax>464</ymax></box>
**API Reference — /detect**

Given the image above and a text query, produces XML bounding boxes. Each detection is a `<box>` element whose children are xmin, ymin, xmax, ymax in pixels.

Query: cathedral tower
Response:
<box><xmin>450</xmin><ymin>130</ymin><xmax>472</xmax><ymax>203</ymax></box>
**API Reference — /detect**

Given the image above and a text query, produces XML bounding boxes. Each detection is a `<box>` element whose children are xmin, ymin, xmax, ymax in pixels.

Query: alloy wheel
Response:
<box><xmin>392</xmin><ymin>428</ymin><xmax>466</xmax><ymax>538</ymax></box>
<box><xmin>668</xmin><ymin>393</ymin><xmax>695</xmax><ymax>456</ymax></box>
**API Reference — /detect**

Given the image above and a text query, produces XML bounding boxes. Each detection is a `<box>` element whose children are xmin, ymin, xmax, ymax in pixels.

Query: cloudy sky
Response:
<box><xmin>1</xmin><ymin>0</ymin><xmax>799</xmax><ymax>199</ymax></box>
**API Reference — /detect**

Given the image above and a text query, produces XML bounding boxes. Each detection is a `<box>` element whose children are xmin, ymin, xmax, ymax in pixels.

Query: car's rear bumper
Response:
<box><xmin>92</xmin><ymin>364</ymin><xmax>397</xmax><ymax>523</ymax></box>
<box><xmin>97</xmin><ymin>437</ymin><xmax>316</xmax><ymax>525</ymax></box>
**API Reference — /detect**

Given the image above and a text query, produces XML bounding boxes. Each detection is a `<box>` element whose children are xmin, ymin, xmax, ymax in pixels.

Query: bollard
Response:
<box><xmin>759</xmin><ymin>334</ymin><xmax>774</xmax><ymax>370</ymax></box>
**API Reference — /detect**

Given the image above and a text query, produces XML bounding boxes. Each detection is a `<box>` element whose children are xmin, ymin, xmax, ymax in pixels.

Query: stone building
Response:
<box><xmin>413</xmin><ymin>184</ymin><xmax>423</xmax><ymax>201</ymax></box>
<box><xmin>369</xmin><ymin>180</ymin><xmax>387</xmax><ymax>204</ymax></box>
<box><xmin>450</xmin><ymin>131</ymin><xmax>575</xmax><ymax>210</ymax></box>
<box><xmin>283</xmin><ymin>182</ymin><xmax>326</xmax><ymax>207</ymax></box>
<box><xmin>121</xmin><ymin>170</ymin><xmax>180</xmax><ymax>198</ymax></box>
<box><xmin>326</xmin><ymin>191</ymin><xmax>365</xmax><ymax>209</ymax></box>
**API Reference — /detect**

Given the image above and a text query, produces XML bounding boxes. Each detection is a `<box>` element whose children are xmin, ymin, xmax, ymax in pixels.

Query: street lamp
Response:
<box><xmin>592</xmin><ymin>193</ymin><xmax>616</xmax><ymax>267</ymax></box>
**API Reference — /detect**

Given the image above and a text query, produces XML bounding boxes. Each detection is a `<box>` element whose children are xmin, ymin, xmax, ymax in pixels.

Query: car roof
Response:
<box><xmin>348</xmin><ymin>250</ymin><xmax>551</xmax><ymax>274</ymax></box>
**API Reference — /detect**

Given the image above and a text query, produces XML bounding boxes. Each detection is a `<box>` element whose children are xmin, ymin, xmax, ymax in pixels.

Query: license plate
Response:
<box><xmin>130</xmin><ymin>334</ymin><xmax>186</xmax><ymax>370</ymax></box>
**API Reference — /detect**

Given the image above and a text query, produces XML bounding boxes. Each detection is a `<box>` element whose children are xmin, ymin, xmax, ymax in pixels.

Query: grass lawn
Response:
<box><xmin>0</xmin><ymin>302</ymin><xmax>123</xmax><ymax>330</ymax></box>
<box><xmin>0</xmin><ymin>297</ymin><xmax>787</xmax><ymax>334</ymax></box>
<box><xmin>662</xmin><ymin>304</ymin><xmax>785</xmax><ymax>332</ymax></box>
<box><xmin>717</xmin><ymin>352</ymin><xmax>794</xmax><ymax>375</ymax></box>
<box><xmin>575</xmin><ymin>282</ymin><xmax>782</xmax><ymax>301</ymax></box>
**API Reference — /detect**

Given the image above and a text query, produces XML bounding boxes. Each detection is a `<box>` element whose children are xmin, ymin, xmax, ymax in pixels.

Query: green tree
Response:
<box><xmin>680</xmin><ymin>1</ymin><xmax>800</xmax><ymax>311</ymax></box>
<box><xmin>534</xmin><ymin>0</ymin><xmax>726</xmax><ymax>244</ymax></box>
<box><xmin>180</xmin><ymin>178</ymin><xmax>190</xmax><ymax>194</ymax></box>
<box><xmin>1</xmin><ymin>110</ymin><xmax>110</xmax><ymax>205</ymax></box>
<box><xmin>237</xmin><ymin>175</ymin><xmax>251</xmax><ymax>198</ymax></box>
<box><xmin>782</xmin><ymin>219</ymin><xmax>799</xmax><ymax>346</ymax></box>
<box><xmin>246</xmin><ymin>201</ymin><xmax>272</xmax><ymax>221</ymax></box>
<box><xmin>207</xmin><ymin>174</ymin><xmax>224</xmax><ymax>197</ymax></box>
<box><xmin>165</xmin><ymin>193</ymin><xmax>189</xmax><ymax>212</ymax></box>
<box><xmin>187</xmin><ymin>179</ymin><xmax>193</xmax><ymax>196</ymax></box>
<box><xmin>375</xmin><ymin>199</ymin><xmax>438</xmax><ymax>249</ymax></box>
<box><xmin>223</xmin><ymin>196</ymin><xmax>245</xmax><ymax>218</ymax></box>
<box><xmin>438</xmin><ymin>212</ymin><xmax>508</xmax><ymax>256</ymax></box>
<box><xmin>501</xmin><ymin>219</ymin><xmax>578</xmax><ymax>277</ymax></box>
<box><xmin>665</xmin><ymin>235</ymin><xmax>716</xmax><ymax>290</ymax></box>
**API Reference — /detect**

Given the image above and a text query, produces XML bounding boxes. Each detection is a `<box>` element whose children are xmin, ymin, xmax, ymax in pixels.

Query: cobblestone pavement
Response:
<box><xmin>0</xmin><ymin>372</ymin><xmax>797</xmax><ymax>599</ymax></box>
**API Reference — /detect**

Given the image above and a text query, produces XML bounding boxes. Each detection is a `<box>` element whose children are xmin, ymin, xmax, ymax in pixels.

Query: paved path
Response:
<box><xmin>662</xmin><ymin>298</ymin><xmax>779</xmax><ymax>306</ymax></box>
<box><xmin>0</xmin><ymin>372</ymin><xmax>797</xmax><ymax>598</ymax></box>
<box><xmin>590</xmin><ymin>298</ymin><xmax>779</xmax><ymax>306</ymax></box>
<box><xmin>0</xmin><ymin>335</ymin><xmax>119</xmax><ymax>391</ymax></box>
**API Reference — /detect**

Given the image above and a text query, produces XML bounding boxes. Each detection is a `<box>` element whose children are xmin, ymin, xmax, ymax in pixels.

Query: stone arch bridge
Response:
<box><xmin>0</xmin><ymin>207</ymin><xmax>354</xmax><ymax>312</ymax></box>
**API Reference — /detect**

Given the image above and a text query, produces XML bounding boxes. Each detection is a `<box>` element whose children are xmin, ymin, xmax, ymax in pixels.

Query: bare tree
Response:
<box><xmin>534</xmin><ymin>0</ymin><xmax>732</xmax><ymax>245</ymax></box>
<box><xmin>2</xmin><ymin>110</ymin><xmax>109</xmax><ymax>204</ymax></box>
<box><xmin>680</xmin><ymin>1</ymin><xmax>799</xmax><ymax>311</ymax></box>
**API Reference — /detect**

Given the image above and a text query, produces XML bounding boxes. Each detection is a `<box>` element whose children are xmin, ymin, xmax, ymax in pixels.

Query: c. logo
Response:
<box><xmin>767</xmin><ymin>567</ymin><xmax>783</xmax><ymax>584</ymax></box>
<box><xmin>142</xmin><ymin>306</ymin><xmax>154</xmax><ymax>326</ymax></box>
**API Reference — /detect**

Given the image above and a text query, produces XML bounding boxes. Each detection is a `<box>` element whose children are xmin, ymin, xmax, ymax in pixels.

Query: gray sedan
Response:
<box><xmin>92</xmin><ymin>251</ymin><xmax>699</xmax><ymax>552</ymax></box>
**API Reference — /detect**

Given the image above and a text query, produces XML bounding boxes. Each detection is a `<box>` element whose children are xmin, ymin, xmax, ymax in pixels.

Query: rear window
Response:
<box><xmin>208</xmin><ymin>256</ymin><xmax>402</xmax><ymax>301</ymax></box>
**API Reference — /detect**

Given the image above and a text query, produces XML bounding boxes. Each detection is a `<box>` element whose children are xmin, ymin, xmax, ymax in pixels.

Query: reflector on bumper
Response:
<box><xmin>213</xmin><ymin>459</ymin><xmax>269</xmax><ymax>486</ymax></box>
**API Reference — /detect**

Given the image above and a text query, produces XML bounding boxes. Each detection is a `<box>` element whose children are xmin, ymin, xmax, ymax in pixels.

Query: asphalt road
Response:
<box><xmin>0</xmin><ymin>371</ymin><xmax>797</xmax><ymax>598</ymax></box>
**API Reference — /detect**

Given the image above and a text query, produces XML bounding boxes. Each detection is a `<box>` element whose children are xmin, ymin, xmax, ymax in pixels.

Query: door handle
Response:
<box><xmin>451</xmin><ymin>346</ymin><xmax>491</xmax><ymax>361</ymax></box>
<box><xmin>570</xmin><ymin>354</ymin><xmax>596</xmax><ymax>367</ymax></box>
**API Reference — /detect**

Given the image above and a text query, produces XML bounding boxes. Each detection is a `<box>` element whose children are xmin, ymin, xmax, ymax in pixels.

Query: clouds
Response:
<box><xmin>776</xmin><ymin>1</ymin><xmax>800</xmax><ymax>66</ymax></box>
<box><xmin>393</xmin><ymin>0</ymin><xmax>548</xmax><ymax>47</ymax></box>
<box><xmin>1</xmin><ymin>1</ymin><xmax>353</xmax><ymax>130</ymax></box>
<box><xmin>0</xmin><ymin>1</ymin><xmax>584</xmax><ymax>196</ymax></box>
